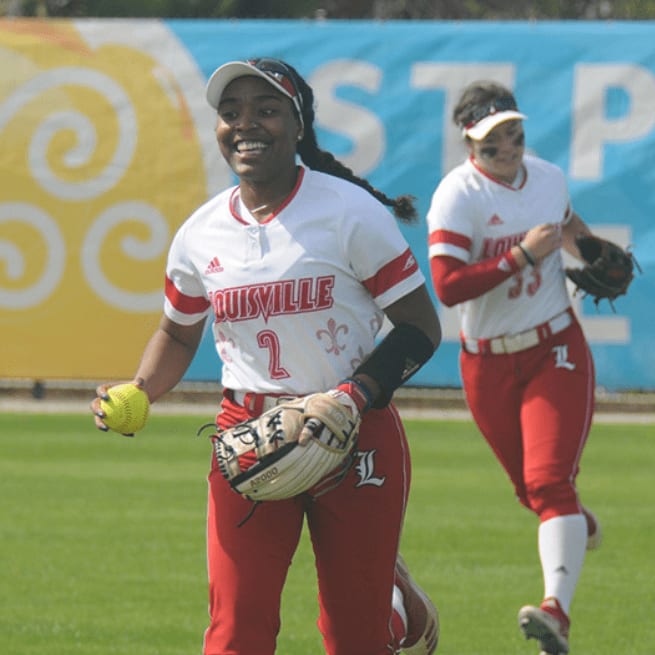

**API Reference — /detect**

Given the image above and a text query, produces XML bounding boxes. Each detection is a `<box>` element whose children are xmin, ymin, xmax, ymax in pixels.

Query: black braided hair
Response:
<box><xmin>283</xmin><ymin>62</ymin><xmax>417</xmax><ymax>224</ymax></box>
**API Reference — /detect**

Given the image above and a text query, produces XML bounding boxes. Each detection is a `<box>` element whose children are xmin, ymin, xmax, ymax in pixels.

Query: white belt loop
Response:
<box><xmin>231</xmin><ymin>390</ymin><xmax>247</xmax><ymax>406</ymax></box>
<box><xmin>463</xmin><ymin>309</ymin><xmax>573</xmax><ymax>356</ymax></box>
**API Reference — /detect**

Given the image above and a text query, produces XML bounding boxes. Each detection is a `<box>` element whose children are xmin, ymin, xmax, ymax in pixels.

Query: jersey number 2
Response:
<box><xmin>257</xmin><ymin>330</ymin><xmax>290</xmax><ymax>379</ymax></box>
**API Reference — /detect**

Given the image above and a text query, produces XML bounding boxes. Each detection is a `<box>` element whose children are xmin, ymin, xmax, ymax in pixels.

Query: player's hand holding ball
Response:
<box><xmin>93</xmin><ymin>379</ymin><xmax>150</xmax><ymax>436</ymax></box>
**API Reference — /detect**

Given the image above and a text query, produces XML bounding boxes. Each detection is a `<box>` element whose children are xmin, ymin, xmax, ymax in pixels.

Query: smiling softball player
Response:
<box><xmin>92</xmin><ymin>57</ymin><xmax>441</xmax><ymax>655</ymax></box>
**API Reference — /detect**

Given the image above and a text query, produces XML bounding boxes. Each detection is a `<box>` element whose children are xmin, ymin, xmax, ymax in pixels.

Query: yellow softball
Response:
<box><xmin>100</xmin><ymin>383</ymin><xmax>150</xmax><ymax>435</ymax></box>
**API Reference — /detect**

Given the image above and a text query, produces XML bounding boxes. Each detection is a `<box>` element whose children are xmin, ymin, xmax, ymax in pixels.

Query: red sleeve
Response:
<box><xmin>430</xmin><ymin>252</ymin><xmax>520</xmax><ymax>307</ymax></box>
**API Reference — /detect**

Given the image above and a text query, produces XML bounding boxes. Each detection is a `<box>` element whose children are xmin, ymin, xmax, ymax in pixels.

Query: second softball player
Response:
<box><xmin>426</xmin><ymin>80</ymin><xmax>602</xmax><ymax>655</ymax></box>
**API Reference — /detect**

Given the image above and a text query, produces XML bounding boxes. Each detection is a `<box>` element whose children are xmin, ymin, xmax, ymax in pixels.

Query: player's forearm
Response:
<box><xmin>562</xmin><ymin>212</ymin><xmax>592</xmax><ymax>259</ymax></box>
<box><xmin>384</xmin><ymin>284</ymin><xmax>442</xmax><ymax>349</ymax></box>
<box><xmin>350</xmin><ymin>285</ymin><xmax>440</xmax><ymax>409</ymax></box>
<box><xmin>134</xmin><ymin>317</ymin><xmax>204</xmax><ymax>402</ymax></box>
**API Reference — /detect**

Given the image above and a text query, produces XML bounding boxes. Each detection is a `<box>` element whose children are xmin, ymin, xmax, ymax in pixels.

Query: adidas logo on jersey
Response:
<box><xmin>205</xmin><ymin>257</ymin><xmax>224</xmax><ymax>274</ymax></box>
<box><xmin>498</xmin><ymin>257</ymin><xmax>512</xmax><ymax>272</ymax></box>
<box><xmin>487</xmin><ymin>213</ymin><xmax>504</xmax><ymax>226</ymax></box>
<box><xmin>402</xmin><ymin>254</ymin><xmax>417</xmax><ymax>271</ymax></box>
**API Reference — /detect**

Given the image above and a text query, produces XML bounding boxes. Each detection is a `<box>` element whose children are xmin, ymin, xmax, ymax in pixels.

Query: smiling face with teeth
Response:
<box><xmin>215</xmin><ymin>75</ymin><xmax>303</xmax><ymax>207</ymax></box>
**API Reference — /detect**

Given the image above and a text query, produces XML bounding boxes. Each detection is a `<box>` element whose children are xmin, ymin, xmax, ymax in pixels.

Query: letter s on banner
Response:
<box><xmin>310</xmin><ymin>60</ymin><xmax>384</xmax><ymax>175</ymax></box>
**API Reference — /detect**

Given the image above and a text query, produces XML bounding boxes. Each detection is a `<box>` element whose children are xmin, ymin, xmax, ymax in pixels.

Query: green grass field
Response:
<box><xmin>1</xmin><ymin>413</ymin><xmax>653</xmax><ymax>655</ymax></box>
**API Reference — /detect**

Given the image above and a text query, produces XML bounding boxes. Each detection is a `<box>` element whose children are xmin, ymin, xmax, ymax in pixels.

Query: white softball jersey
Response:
<box><xmin>427</xmin><ymin>154</ymin><xmax>572</xmax><ymax>339</ymax></box>
<box><xmin>165</xmin><ymin>167</ymin><xmax>425</xmax><ymax>394</ymax></box>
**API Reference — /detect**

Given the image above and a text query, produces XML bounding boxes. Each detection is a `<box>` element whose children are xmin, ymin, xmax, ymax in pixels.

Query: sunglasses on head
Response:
<box><xmin>463</xmin><ymin>95</ymin><xmax>518</xmax><ymax>129</ymax></box>
<box><xmin>247</xmin><ymin>58</ymin><xmax>304</xmax><ymax>118</ymax></box>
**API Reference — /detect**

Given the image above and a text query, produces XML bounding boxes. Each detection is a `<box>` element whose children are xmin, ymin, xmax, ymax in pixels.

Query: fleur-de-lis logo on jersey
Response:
<box><xmin>370</xmin><ymin>314</ymin><xmax>383</xmax><ymax>333</ymax></box>
<box><xmin>350</xmin><ymin>345</ymin><xmax>367</xmax><ymax>370</ymax></box>
<box><xmin>217</xmin><ymin>330</ymin><xmax>235</xmax><ymax>362</ymax></box>
<box><xmin>316</xmin><ymin>318</ymin><xmax>349</xmax><ymax>355</ymax></box>
<box><xmin>354</xmin><ymin>450</ymin><xmax>386</xmax><ymax>488</ymax></box>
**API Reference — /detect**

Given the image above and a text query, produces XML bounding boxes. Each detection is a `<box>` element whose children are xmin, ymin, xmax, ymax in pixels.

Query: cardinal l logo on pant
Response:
<box><xmin>553</xmin><ymin>345</ymin><xmax>575</xmax><ymax>370</ymax></box>
<box><xmin>354</xmin><ymin>450</ymin><xmax>386</xmax><ymax>487</ymax></box>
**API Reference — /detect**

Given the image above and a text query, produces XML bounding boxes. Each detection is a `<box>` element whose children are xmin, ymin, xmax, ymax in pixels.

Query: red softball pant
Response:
<box><xmin>203</xmin><ymin>398</ymin><xmax>412</xmax><ymax>655</ymax></box>
<box><xmin>460</xmin><ymin>319</ymin><xmax>595</xmax><ymax>522</ymax></box>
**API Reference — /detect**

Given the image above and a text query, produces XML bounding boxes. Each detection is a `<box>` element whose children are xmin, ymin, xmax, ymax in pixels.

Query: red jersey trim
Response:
<box><xmin>229</xmin><ymin>188</ymin><xmax>249</xmax><ymax>226</ymax></box>
<box><xmin>429</xmin><ymin>228</ymin><xmax>471</xmax><ymax>250</ymax></box>
<box><xmin>165</xmin><ymin>276</ymin><xmax>210</xmax><ymax>314</ymax></box>
<box><xmin>229</xmin><ymin>167</ymin><xmax>305</xmax><ymax>225</ymax></box>
<box><xmin>362</xmin><ymin>248</ymin><xmax>419</xmax><ymax>299</ymax></box>
<box><xmin>470</xmin><ymin>155</ymin><xmax>527</xmax><ymax>190</ymax></box>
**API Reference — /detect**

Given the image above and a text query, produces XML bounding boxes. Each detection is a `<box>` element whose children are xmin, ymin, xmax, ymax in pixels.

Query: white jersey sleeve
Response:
<box><xmin>164</xmin><ymin>203</ymin><xmax>217</xmax><ymax>326</ymax></box>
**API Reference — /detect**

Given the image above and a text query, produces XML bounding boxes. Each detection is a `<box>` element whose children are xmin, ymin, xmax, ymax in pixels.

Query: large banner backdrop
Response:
<box><xmin>1</xmin><ymin>19</ymin><xmax>653</xmax><ymax>390</ymax></box>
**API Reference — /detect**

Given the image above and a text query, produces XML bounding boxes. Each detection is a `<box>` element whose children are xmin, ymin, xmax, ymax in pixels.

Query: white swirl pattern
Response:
<box><xmin>81</xmin><ymin>201</ymin><xmax>168</xmax><ymax>312</ymax></box>
<box><xmin>0</xmin><ymin>67</ymin><xmax>138</xmax><ymax>200</ymax></box>
<box><xmin>0</xmin><ymin>65</ymin><xmax>166</xmax><ymax>310</ymax></box>
<box><xmin>0</xmin><ymin>203</ymin><xmax>66</xmax><ymax>309</ymax></box>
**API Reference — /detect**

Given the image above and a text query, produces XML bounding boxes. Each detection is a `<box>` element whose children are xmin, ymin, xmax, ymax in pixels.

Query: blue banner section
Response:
<box><xmin>172</xmin><ymin>21</ymin><xmax>655</xmax><ymax>390</ymax></box>
<box><xmin>4</xmin><ymin>19</ymin><xmax>652</xmax><ymax>387</ymax></box>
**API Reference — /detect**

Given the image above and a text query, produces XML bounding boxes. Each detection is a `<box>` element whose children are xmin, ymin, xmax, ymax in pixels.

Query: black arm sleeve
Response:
<box><xmin>353</xmin><ymin>323</ymin><xmax>435</xmax><ymax>409</ymax></box>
